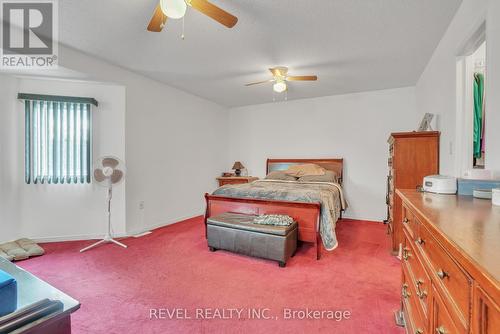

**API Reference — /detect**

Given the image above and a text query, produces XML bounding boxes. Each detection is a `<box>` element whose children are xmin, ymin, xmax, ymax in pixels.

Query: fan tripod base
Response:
<box><xmin>79</xmin><ymin>235</ymin><xmax>127</xmax><ymax>253</ymax></box>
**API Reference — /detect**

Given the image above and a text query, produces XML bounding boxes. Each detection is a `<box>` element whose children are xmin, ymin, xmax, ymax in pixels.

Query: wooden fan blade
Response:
<box><xmin>286</xmin><ymin>75</ymin><xmax>318</xmax><ymax>81</ymax></box>
<box><xmin>245</xmin><ymin>79</ymin><xmax>273</xmax><ymax>86</ymax></box>
<box><xmin>189</xmin><ymin>0</ymin><xmax>238</xmax><ymax>28</ymax></box>
<box><xmin>147</xmin><ymin>3</ymin><xmax>167</xmax><ymax>32</ymax></box>
<box><xmin>269</xmin><ymin>67</ymin><xmax>288</xmax><ymax>77</ymax></box>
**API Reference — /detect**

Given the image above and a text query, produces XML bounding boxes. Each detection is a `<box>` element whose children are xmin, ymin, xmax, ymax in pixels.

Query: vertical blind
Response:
<box><xmin>21</xmin><ymin>95</ymin><xmax>97</xmax><ymax>184</ymax></box>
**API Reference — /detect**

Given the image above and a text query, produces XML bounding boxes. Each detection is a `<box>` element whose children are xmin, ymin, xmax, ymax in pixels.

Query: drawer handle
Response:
<box><xmin>403</xmin><ymin>218</ymin><xmax>409</xmax><ymax>224</ymax></box>
<box><xmin>415</xmin><ymin>279</ymin><xmax>427</xmax><ymax>299</ymax></box>
<box><xmin>415</xmin><ymin>329</ymin><xmax>424</xmax><ymax>334</ymax></box>
<box><xmin>416</xmin><ymin>238</ymin><xmax>425</xmax><ymax>245</ymax></box>
<box><xmin>402</xmin><ymin>284</ymin><xmax>411</xmax><ymax>299</ymax></box>
<box><xmin>437</xmin><ymin>270</ymin><xmax>449</xmax><ymax>279</ymax></box>
<box><xmin>403</xmin><ymin>247</ymin><xmax>411</xmax><ymax>261</ymax></box>
<box><xmin>416</xmin><ymin>290</ymin><xmax>427</xmax><ymax>299</ymax></box>
<box><xmin>436</xmin><ymin>326</ymin><xmax>447</xmax><ymax>334</ymax></box>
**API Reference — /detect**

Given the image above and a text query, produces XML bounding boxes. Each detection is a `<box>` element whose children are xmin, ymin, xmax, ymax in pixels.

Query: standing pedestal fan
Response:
<box><xmin>80</xmin><ymin>156</ymin><xmax>127</xmax><ymax>253</ymax></box>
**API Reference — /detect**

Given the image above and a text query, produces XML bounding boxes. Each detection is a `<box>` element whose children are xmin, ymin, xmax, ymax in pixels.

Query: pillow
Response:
<box><xmin>285</xmin><ymin>164</ymin><xmax>326</xmax><ymax>177</ymax></box>
<box><xmin>0</xmin><ymin>249</ymin><xmax>13</xmax><ymax>261</ymax></box>
<box><xmin>16</xmin><ymin>239</ymin><xmax>44</xmax><ymax>257</ymax></box>
<box><xmin>265</xmin><ymin>171</ymin><xmax>297</xmax><ymax>181</ymax></box>
<box><xmin>298</xmin><ymin>170</ymin><xmax>339</xmax><ymax>183</ymax></box>
<box><xmin>0</xmin><ymin>239</ymin><xmax>44</xmax><ymax>261</ymax></box>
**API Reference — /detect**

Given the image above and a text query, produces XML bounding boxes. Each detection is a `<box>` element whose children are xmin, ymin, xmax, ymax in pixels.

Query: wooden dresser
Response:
<box><xmin>387</xmin><ymin>131</ymin><xmax>440</xmax><ymax>254</ymax></box>
<box><xmin>217</xmin><ymin>176</ymin><xmax>258</xmax><ymax>187</ymax></box>
<box><xmin>396</xmin><ymin>189</ymin><xmax>500</xmax><ymax>334</ymax></box>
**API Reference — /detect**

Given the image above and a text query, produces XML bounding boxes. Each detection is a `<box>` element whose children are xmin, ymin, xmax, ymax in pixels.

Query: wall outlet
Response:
<box><xmin>139</xmin><ymin>201</ymin><xmax>145</xmax><ymax>210</ymax></box>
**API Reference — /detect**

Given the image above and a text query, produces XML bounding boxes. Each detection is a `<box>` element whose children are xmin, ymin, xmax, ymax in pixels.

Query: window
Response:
<box><xmin>19</xmin><ymin>93</ymin><xmax>98</xmax><ymax>184</ymax></box>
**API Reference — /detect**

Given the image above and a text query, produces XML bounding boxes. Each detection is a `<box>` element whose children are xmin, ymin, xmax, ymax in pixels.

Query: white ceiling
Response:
<box><xmin>59</xmin><ymin>0</ymin><xmax>462</xmax><ymax>107</ymax></box>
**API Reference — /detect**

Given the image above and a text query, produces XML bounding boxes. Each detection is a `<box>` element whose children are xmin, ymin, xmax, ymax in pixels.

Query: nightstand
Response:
<box><xmin>217</xmin><ymin>176</ymin><xmax>258</xmax><ymax>187</ymax></box>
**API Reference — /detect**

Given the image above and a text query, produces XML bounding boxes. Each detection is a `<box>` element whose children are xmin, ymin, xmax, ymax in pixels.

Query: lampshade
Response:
<box><xmin>232</xmin><ymin>161</ymin><xmax>244</xmax><ymax>170</ymax></box>
<box><xmin>160</xmin><ymin>0</ymin><xmax>187</xmax><ymax>19</ymax></box>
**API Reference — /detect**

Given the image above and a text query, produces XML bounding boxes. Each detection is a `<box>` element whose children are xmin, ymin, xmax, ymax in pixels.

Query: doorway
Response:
<box><xmin>456</xmin><ymin>25</ymin><xmax>486</xmax><ymax>177</ymax></box>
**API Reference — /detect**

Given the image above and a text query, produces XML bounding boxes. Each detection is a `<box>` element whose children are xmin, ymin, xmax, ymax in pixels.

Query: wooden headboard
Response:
<box><xmin>266</xmin><ymin>158</ymin><xmax>344</xmax><ymax>184</ymax></box>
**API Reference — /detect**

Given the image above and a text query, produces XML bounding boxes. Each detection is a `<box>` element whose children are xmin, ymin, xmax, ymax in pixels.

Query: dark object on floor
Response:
<box><xmin>206</xmin><ymin>212</ymin><xmax>297</xmax><ymax>267</ymax></box>
<box><xmin>0</xmin><ymin>239</ymin><xmax>44</xmax><ymax>261</ymax></box>
<box><xmin>0</xmin><ymin>257</ymin><xmax>80</xmax><ymax>333</ymax></box>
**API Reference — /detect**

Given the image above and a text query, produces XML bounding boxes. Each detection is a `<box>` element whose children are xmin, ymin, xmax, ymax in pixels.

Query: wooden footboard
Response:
<box><xmin>204</xmin><ymin>193</ymin><xmax>322</xmax><ymax>260</ymax></box>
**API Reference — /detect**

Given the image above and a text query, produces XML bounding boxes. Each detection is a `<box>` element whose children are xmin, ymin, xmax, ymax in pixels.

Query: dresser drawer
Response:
<box><xmin>218</xmin><ymin>179</ymin><xmax>248</xmax><ymax>186</ymax></box>
<box><xmin>432</xmin><ymin>285</ymin><xmax>464</xmax><ymax>334</ymax></box>
<box><xmin>418</xmin><ymin>224</ymin><xmax>471</xmax><ymax>326</ymax></box>
<box><xmin>402</xmin><ymin>265</ymin><xmax>427</xmax><ymax>334</ymax></box>
<box><xmin>474</xmin><ymin>285</ymin><xmax>500</xmax><ymax>334</ymax></box>
<box><xmin>403</xmin><ymin>230</ymin><xmax>431</xmax><ymax>320</ymax></box>
<box><xmin>402</xmin><ymin>205</ymin><xmax>419</xmax><ymax>240</ymax></box>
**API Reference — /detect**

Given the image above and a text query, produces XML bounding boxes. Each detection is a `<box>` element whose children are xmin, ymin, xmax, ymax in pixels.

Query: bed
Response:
<box><xmin>204</xmin><ymin>158</ymin><xmax>346</xmax><ymax>259</ymax></box>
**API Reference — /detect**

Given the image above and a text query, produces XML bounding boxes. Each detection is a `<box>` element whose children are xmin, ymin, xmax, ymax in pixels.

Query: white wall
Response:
<box><xmin>57</xmin><ymin>46</ymin><xmax>229</xmax><ymax>235</ymax></box>
<box><xmin>227</xmin><ymin>87</ymin><xmax>417</xmax><ymax>221</ymax></box>
<box><xmin>0</xmin><ymin>76</ymin><xmax>127</xmax><ymax>242</ymax></box>
<box><xmin>0</xmin><ymin>44</ymin><xmax>229</xmax><ymax>242</ymax></box>
<box><xmin>0</xmin><ymin>75</ymin><xmax>21</xmax><ymax>242</ymax></box>
<box><xmin>485</xmin><ymin>0</ymin><xmax>500</xmax><ymax>170</ymax></box>
<box><xmin>416</xmin><ymin>0</ymin><xmax>500</xmax><ymax>176</ymax></box>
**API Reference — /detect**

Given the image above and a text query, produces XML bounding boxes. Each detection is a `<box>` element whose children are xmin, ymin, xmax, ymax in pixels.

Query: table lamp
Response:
<box><xmin>232</xmin><ymin>161</ymin><xmax>244</xmax><ymax>176</ymax></box>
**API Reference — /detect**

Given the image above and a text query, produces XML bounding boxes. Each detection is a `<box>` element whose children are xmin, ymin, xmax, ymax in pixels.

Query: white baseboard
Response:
<box><xmin>33</xmin><ymin>213</ymin><xmax>204</xmax><ymax>243</ymax></box>
<box><xmin>132</xmin><ymin>231</ymin><xmax>152</xmax><ymax>238</ymax></box>
<box><xmin>27</xmin><ymin>213</ymin><xmax>386</xmax><ymax>242</ymax></box>
<box><xmin>341</xmin><ymin>214</ymin><xmax>384</xmax><ymax>223</ymax></box>
<box><xmin>129</xmin><ymin>212</ymin><xmax>204</xmax><ymax>235</ymax></box>
<box><xmin>32</xmin><ymin>232</ymin><xmax>129</xmax><ymax>243</ymax></box>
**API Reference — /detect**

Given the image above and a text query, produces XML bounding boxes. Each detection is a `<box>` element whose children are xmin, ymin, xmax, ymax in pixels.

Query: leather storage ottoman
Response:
<box><xmin>206</xmin><ymin>212</ymin><xmax>297</xmax><ymax>267</ymax></box>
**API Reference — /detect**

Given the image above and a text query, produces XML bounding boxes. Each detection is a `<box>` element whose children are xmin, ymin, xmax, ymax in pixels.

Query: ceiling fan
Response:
<box><xmin>245</xmin><ymin>67</ymin><xmax>318</xmax><ymax>93</ymax></box>
<box><xmin>147</xmin><ymin>0</ymin><xmax>238</xmax><ymax>32</ymax></box>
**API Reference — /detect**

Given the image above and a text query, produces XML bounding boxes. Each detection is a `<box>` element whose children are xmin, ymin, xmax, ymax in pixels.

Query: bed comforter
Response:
<box><xmin>212</xmin><ymin>179</ymin><xmax>347</xmax><ymax>251</ymax></box>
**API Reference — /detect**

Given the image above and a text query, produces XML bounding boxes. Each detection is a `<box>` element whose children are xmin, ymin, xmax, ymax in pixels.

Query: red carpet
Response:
<box><xmin>18</xmin><ymin>217</ymin><xmax>403</xmax><ymax>334</ymax></box>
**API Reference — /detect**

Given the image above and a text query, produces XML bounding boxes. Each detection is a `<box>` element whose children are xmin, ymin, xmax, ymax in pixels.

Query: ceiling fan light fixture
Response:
<box><xmin>273</xmin><ymin>81</ymin><xmax>287</xmax><ymax>93</ymax></box>
<box><xmin>160</xmin><ymin>0</ymin><xmax>187</xmax><ymax>19</ymax></box>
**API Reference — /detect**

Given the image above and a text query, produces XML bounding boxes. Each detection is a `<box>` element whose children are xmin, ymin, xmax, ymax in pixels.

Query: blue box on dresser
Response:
<box><xmin>0</xmin><ymin>269</ymin><xmax>17</xmax><ymax>316</ymax></box>
<box><xmin>457</xmin><ymin>178</ymin><xmax>500</xmax><ymax>196</ymax></box>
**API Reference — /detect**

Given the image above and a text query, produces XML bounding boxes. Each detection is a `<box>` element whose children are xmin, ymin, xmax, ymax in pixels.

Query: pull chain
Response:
<box><xmin>181</xmin><ymin>16</ymin><xmax>185</xmax><ymax>40</ymax></box>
